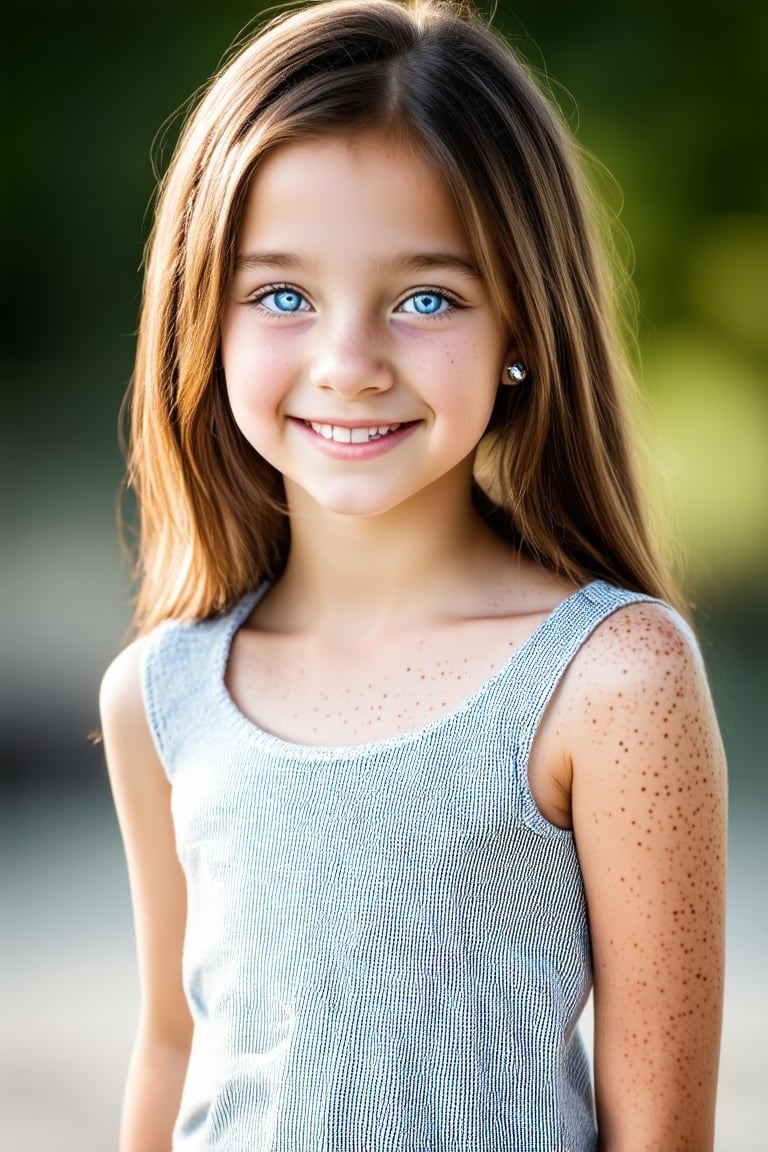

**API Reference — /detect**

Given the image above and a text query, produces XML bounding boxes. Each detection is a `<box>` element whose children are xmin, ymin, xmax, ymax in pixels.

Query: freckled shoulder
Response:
<box><xmin>542</xmin><ymin>600</ymin><xmax>711</xmax><ymax>785</ymax></box>
<box><xmin>529</xmin><ymin>600</ymin><xmax>704</xmax><ymax>828</ymax></box>
<box><xmin>573</xmin><ymin>599</ymin><xmax>703</xmax><ymax>694</ymax></box>
<box><xmin>562</xmin><ymin>599</ymin><xmax>727</xmax><ymax>1146</ymax></box>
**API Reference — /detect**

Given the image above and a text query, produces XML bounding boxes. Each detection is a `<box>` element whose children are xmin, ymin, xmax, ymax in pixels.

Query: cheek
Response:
<box><xmin>434</xmin><ymin>340</ymin><xmax>500</xmax><ymax>407</ymax></box>
<box><xmin>222</xmin><ymin>333</ymin><xmax>291</xmax><ymax>415</ymax></box>
<box><xmin>222</xmin><ymin>373</ymin><xmax>282</xmax><ymax>467</ymax></box>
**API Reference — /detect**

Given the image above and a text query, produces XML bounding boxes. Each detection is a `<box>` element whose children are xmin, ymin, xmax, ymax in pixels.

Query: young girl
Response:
<box><xmin>100</xmin><ymin>1</ymin><xmax>727</xmax><ymax>1148</ymax></box>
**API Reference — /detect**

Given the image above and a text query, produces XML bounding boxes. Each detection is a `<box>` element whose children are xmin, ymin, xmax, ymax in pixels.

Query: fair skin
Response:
<box><xmin>101</xmin><ymin>133</ymin><xmax>726</xmax><ymax>1150</ymax></box>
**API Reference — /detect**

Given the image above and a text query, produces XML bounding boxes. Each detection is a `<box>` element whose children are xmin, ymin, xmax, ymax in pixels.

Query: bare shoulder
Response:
<box><xmin>99</xmin><ymin>636</ymin><xmax>162</xmax><ymax>789</ymax></box>
<box><xmin>528</xmin><ymin>598</ymin><xmax>712</xmax><ymax>828</ymax></box>
<box><xmin>565</xmin><ymin>598</ymin><xmax>727</xmax><ymax>1146</ymax></box>
<box><xmin>100</xmin><ymin>637</ymin><xmax>147</xmax><ymax>722</ymax></box>
<box><xmin>558</xmin><ymin>598</ymin><xmax>715</xmax><ymax>734</ymax></box>
<box><xmin>577</xmin><ymin>597</ymin><xmax>704</xmax><ymax>686</ymax></box>
<box><xmin>559</xmin><ymin>598</ymin><xmax>724</xmax><ymax>799</ymax></box>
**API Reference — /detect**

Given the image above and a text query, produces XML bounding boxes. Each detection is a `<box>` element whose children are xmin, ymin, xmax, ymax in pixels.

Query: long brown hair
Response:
<box><xmin>127</xmin><ymin>0</ymin><xmax>683</xmax><ymax>632</ymax></box>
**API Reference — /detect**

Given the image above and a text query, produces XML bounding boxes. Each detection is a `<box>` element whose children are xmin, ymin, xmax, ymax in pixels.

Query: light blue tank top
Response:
<box><xmin>142</xmin><ymin>580</ymin><xmax>658</xmax><ymax>1151</ymax></box>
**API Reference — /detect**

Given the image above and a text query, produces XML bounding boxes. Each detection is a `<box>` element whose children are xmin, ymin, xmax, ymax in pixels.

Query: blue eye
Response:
<box><xmin>401</xmin><ymin>292</ymin><xmax>451</xmax><ymax>316</ymax></box>
<box><xmin>256</xmin><ymin>287</ymin><xmax>310</xmax><ymax>313</ymax></box>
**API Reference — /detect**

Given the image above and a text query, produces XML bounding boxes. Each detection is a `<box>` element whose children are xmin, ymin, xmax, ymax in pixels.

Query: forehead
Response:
<box><xmin>236</xmin><ymin>132</ymin><xmax>473</xmax><ymax>258</ymax></box>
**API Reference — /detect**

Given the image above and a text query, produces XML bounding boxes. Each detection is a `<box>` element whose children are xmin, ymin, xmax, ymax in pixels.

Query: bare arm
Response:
<box><xmin>100</xmin><ymin>641</ymin><xmax>193</xmax><ymax>1151</ymax></box>
<box><xmin>568</xmin><ymin>605</ymin><xmax>726</xmax><ymax>1151</ymax></box>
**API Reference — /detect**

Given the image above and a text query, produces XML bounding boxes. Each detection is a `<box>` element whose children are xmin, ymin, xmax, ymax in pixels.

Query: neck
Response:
<box><xmin>269</xmin><ymin>475</ymin><xmax>507</xmax><ymax>639</ymax></box>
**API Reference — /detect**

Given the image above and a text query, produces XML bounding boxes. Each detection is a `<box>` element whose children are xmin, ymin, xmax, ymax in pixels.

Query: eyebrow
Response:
<box><xmin>234</xmin><ymin>251</ymin><xmax>312</xmax><ymax>272</ymax></box>
<box><xmin>233</xmin><ymin>250</ymin><xmax>482</xmax><ymax>280</ymax></box>
<box><xmin>379</xmin><ymin>252</ymin><xmax>482</xmax><ymax>280</ymax></box>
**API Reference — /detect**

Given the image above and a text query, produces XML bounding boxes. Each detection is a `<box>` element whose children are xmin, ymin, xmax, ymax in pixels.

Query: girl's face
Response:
<box><xmin>221</xmin><ymin>132</ymin><xmax>512</xmax><ymax>521</ymax></box>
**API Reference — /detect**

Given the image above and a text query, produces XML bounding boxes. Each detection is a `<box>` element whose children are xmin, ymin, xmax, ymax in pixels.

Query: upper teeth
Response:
<box><xmin>307</xmin><ymin>422</ymin><xmax>402</xmax><ymax>443</ymax></box>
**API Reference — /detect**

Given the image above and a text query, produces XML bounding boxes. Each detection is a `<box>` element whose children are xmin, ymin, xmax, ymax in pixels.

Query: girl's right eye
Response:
<box><xmin>252</xmin><ymin>286</ymin><xmax>311</xmax><ymax>314</ymax></box>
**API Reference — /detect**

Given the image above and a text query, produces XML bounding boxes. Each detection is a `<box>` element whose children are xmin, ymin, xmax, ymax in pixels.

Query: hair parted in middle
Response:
<box><xmin>129</xmin><ymin>0</ymin><xmax>680</xmax><ymax>632</ymax></box>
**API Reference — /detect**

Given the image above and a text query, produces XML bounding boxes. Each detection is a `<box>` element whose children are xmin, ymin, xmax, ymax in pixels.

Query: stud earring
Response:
<box><xmin>506</xmin><ymin>362</ymin><xmax>528</xmax><ymax>383</ymax></box>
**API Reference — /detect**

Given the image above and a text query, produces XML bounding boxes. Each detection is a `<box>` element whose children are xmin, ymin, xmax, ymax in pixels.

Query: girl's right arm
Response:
<box><xmin>100</xmin><ymin>640</ymin><xmax>193</xmax><ymax>1152</ymax></box>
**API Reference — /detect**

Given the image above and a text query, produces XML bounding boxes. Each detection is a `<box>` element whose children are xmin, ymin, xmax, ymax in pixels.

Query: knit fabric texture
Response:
<box><xmin>142</xmin><ymin>580</ymin><xmax>658</xmax><ymax>1151</ymax></box>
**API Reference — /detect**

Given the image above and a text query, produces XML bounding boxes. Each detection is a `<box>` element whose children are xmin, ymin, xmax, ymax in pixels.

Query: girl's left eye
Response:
<box><xmin>253</xmin><ymin>287</ymin><xmax>311</xmax><ymax>314</ymax></box>
<box><xmin>399</xmin><ymin>291</ymin><xmax>454</xmax><ymax>316</ymax></box>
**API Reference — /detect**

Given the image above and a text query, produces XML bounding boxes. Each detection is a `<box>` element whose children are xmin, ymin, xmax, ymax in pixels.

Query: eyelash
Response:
<box><xmin>248</xmin><ymin>284</ymin><xmax>310</xmax><ymax>316</ymax></box>
<box><xmin>246</xmin><ymin>284</ymin><xmax>464</xmax><ymax>317</ymax></box>
<box><xmin>397</xmin><ymin>287</ymin><xmax>462</xmax><ymax>318</ymax></box>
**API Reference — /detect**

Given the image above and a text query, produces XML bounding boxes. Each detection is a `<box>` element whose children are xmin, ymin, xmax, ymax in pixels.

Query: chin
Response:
<box><xmin>320</xmin><ymin>497</ymin><xmax>403</xmax><ymax>519</ymax></box>
<box><xmin>292</xmin><ymin>483</ymin><xmax>416</xmax><ymax>521</ymax></box>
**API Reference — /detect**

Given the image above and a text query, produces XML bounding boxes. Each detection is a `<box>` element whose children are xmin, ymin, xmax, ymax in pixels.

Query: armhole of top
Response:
<box><xmin>517</xmin><ymin>586</ymin><xmax>663</xmax><ymax>839</ymax></box>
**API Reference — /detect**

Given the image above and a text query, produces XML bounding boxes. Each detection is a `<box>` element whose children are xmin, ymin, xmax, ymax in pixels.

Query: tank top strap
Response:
<box><xmin>499</xmin><ymin>580</ymin><xmax>659</xmax><ymax>834</ymax></box>
<box><xmin>141</xmin><ymin>585</ymin><xmax>268</xmax><ymax>778</ymax></box>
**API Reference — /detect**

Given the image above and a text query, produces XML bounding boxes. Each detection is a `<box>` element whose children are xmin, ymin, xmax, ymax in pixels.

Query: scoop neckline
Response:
<box><xmin>211</xmin><ymin>580</ymin><xmax>606</xmax><ymax>762</ymax></box>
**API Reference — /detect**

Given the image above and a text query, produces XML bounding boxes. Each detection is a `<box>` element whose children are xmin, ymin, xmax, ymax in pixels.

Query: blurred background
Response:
<box><xmin>1</xmin><ymin>0</ymin><xmax>766</xmax><ymax>1147</ymax></box>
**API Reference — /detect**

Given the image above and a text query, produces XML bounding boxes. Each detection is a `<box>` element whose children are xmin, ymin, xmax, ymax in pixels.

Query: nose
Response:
<box><xmin>309</xmin><ymin>315</ymin><xmax>394</xmax><ymax>397</ymax></box>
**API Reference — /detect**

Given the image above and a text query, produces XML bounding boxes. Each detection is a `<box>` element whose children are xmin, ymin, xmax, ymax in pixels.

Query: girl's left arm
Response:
<box><xmin>569</xmin><ymin>603</ymin><xmax>727</xmax><ymax>1152</ymax></box>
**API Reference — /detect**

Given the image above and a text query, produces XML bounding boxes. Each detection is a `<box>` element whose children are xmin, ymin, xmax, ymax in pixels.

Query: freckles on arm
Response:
<box><xmin>568</xmin><ymin>606</ymin><xmax>727</xmax><ymax>1151</ymax></box>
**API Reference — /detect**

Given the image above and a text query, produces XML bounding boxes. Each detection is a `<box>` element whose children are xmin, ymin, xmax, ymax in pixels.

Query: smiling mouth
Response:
<box><xmin>303</xmin><ymin>421</ymin><xmax>404</xmax><ymax>444</ymax></box>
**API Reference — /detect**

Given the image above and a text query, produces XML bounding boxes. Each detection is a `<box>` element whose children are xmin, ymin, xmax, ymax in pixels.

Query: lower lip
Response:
<box><xmin>290</xmin><ymin>419</ymin><xmax>420</xmax><ymax>460</ymax></box>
